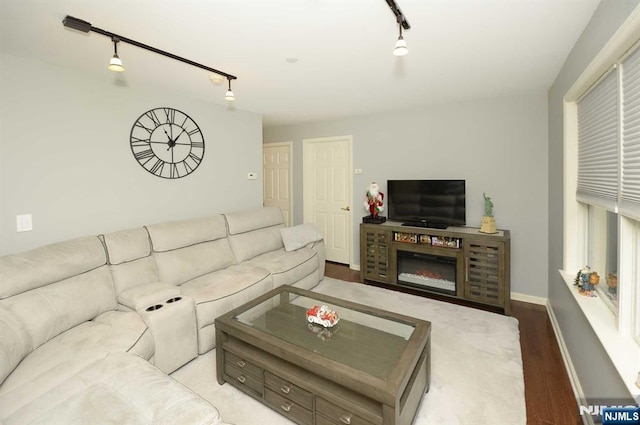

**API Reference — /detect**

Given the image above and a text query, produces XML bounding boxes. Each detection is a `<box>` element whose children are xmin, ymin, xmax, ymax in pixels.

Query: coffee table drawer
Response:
<box><xmin>265</xmin><ymin>388</ymin><xmax>313</xmax><ymax>425</ymax></box>
<box><xmin>316</xmin><ymin>397</ymin><xmax>378</xmax><ymax>425</ymax></box>
<box><xmin>225</xmin><ymin>351</ymin><xmax>263</xmax><ymax>379</ymax></box>
<box><xmin>265</xmin><ymin>371</ymin><xmax>313</xmax><ymax>410</ymax></box>
<box><xmin>225</xmin><ymin>363</ymin><xmax>263</xmax><ymax>395</ymax></box>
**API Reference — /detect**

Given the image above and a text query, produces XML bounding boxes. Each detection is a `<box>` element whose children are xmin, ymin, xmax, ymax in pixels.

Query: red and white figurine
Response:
<box><xmin>364</xmin><ymin>181</ymin><xmax>384</xmax><ymax>218</ymax></box>
<box><xmin>306</xmin><ymin>305</ymin><xmax>340</xmax><ymax>327</ymax></box>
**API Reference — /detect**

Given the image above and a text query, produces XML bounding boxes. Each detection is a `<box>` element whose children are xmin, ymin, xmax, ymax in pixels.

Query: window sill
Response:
<box><xmin>559</xmin><ymin>269</ymin><xmax>640</xmax><ymax>402</ymax></box>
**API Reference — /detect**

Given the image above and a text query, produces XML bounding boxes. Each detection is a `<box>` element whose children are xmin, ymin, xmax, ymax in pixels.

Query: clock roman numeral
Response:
<box><xmin>191</xmin><ymin>141</ymin><xmax>204</xmax><ymax>149</ymax></box>
<box><xmin>170</xmin><ymin>163</ymin><xmax>180</xmax><ymax>179</ymax></box>
<box><xmin>134</xmin><ymin>149</ymin><xmax>155</xmax><ymax>161</ymax></box>
<box><xmin>150</xmin><ymin>159</ymin><xmax>164</xmax><ymax>175</ymax></box>
<box><xmin>145</xmin><ymin>110</ymin><xmax>162</xmax><ymax>127</ymax></box>
<box><xmin>187</xmin><ymin>128</ymin><xmax>200</xmax><ymax>136</ymax></box>
<box><xmin>134</xmin><ymin>121</ymin><xmax>154</xmax><ymax>134</ymax></box>
<box><xmin>188</xmin><ymin>152</ymin><xmax>202</xmax><ymax>164</ymax></box>
<box><xmin>131</xmin><ymin>137</ymin><xmax>150</xmax><ymax>147</ymax></box>
<box><xmin>163</xmin><ymin>108</ymin><xmax>175</xmax><ymax>124</ymax></box>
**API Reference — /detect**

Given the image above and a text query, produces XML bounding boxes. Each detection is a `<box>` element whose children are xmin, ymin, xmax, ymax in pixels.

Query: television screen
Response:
<box><xmin>387</xmin><ymin>180</ymin><xmax>466</xmax><ymax>228</ymax></box>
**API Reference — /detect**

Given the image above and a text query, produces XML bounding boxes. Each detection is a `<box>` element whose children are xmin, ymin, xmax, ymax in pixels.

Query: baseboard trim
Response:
<box><xmin>350</xmin><ymin>264</ymin><xmax>360</xmax><ymax>272</ymax></box>
<box><xmin>511</xmin><ymin>292</ymin><xmax>547</xmax><ymax>305</ymax></box>
<box><xmin>546</xmin><ymin>301</ymin><xmax>592</xmax><ymax>425</ymax></box>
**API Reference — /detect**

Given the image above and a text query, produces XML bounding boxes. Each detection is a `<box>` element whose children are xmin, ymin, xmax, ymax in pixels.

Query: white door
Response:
<box><xmin>263</xmin><ymin>143</ymin><xmax>293</xmax><ymax>226</ymax></box>
<box><xmin>303</xmin><ymin>136</ymin><xmax>352</xmax><ymax>265</ymax></box>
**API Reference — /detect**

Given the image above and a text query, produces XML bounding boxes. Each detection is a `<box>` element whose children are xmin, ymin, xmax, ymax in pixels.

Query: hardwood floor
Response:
<box><xmin>324</xmin><ymin>261</ymin><xmax>580</xmax><ymax>425</ymax></box>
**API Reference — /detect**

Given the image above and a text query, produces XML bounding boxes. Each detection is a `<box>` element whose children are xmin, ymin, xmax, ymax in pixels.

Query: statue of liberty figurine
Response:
<box><xmin>480</xmin><ymin>193</ymin><xmax>497</xmax><ymax>233</ymax></box>
<box><xmin>483</xmin><ymin>193</ymin><xmax>494</xmax><ymax>217</ymax></box>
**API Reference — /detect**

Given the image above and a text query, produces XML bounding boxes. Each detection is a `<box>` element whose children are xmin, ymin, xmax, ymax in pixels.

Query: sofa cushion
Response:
<box><xmin>225</xmin><ymin>207</ymin><xmax>286</xmax><ymax>263</ymax></box>
<box><xmin>0</xmin><ymin>236</ymin><xmax>106</xmax><ymax>298</ymax></box>
<box><xmin>224</xmin><ymin>207</ymin><xmax>284</xmax><ymax>235</ymax></box>
<box><xmin>0</xmin><ymin>352</ymin><xmax>221</xmax><ymax>425</ymax></box>
<box><xmin>246</xmin><ymin>247</ymin><xmax>318</xmax><ymax>287</ymax></box>
<box><xmin>0</xmin><ymin>311</ymin><xmax>153</xmax><ymax>398</ymax></box>
<box><xmin>1</xmin><ymin>266</ymin><xmax>117</xmax><ymax>351</ymax></box>
<box><xmin>102</xmin><ymin>228</ymin><xmax>151</xmax><ymax>265</ymax></box>
<box><xmin>0</xmin><ymin>305</ymin><xmax>31</xmax><ymax>386</ymax></box>
<box><xmin>109</xmin><ymin>256</ymin><xmax>160</xmax><ymax>294</ymax></box>
<box><xmin>103</xmin><ymin>228</ymin><xmax>161</xmax><ymax>295</ymax></box>
<box><xmin>146</xmin><ymin>215</ymin><xmax>227</xmax><ymax>252</ymax></box>
<box><xmin>180</xmin><ymin>264</ymin><xmax>272</xmax><ymax>353</ymax></box>
<box><xmin>153</xmin><ymin>239</ymin><xmax>236</xmax><ymax>286</ymax></box>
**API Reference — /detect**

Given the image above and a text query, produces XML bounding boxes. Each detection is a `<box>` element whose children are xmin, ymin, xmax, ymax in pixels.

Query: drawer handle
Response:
<box><xmin>237</xmin><ymin>360</ymin><xmax>246</xmax><ymax>368</ymax></box>
<box><xmin>339</xmin><ymin>415</ymin><xmax>352</xmax><ymax>424</ymax></box>
<box><xmin>280</xmin><ymin>403</ymin><xmax>292</xmax><ymax>412</ymax></box>
<box><xmin>280</xmin><ymin>385</ymin><xmax>291</xmax><ymax>394</ymax></box>
<box><xmin>236</xmin><ymin>375</ymin><xmax>246</xmax><ymax>384</ymax></box>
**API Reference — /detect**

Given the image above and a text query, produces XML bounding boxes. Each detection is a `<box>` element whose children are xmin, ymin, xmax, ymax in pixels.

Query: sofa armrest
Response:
<box><xmin>118</xmin><ymin>282</ymin><xmax>180</xmax><ymax>312</ymax></box>
<box><xmin>0</xmin><ymin>305</ymin><xmax>32</xmax><ymax>385</ymax></box>
<box><xmin>309</xmin><ymin>239</ymin><xmax>326</xmax><ymax>278</ymax></box>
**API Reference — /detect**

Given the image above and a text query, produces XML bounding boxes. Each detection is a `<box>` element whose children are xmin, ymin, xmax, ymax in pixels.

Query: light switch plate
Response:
<box><xmin>16</xmin><ymin>214</ymin><xmax>32</xmax><ymax>232</ymax></box>
<box><xmin>354</xmin><ymin>168</ymin><xmax>363</xmax><ymax>174</ymax></box>
<box><xmin>248</xmin><ymin>172</ymin><xmax>258</xmax><ymax>180</ymax></box>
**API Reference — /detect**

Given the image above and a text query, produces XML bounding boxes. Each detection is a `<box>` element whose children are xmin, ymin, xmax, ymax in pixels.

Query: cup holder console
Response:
<box><xmin>166</xmin><ymin>296</ymin><xmax>182</xmax><ymax>304</ymax></box>
<box><xmin>146</xmin><ymin>304</ymin><xmax>164</xmax><ymax>312</ymax></box>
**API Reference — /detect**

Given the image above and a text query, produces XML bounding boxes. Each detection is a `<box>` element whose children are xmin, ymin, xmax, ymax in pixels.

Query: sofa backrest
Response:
<box><xmin>0</xmin><ymin>236</ymin><xmax>116</xmax><ymax>353</ymax></box>
<box><xmin>146</xmin><ymin>215</ymin><xmax>235</xmax><ymax>285</ymax></box>
<box><xmin>102</xmin><ymin>227</ymin><xmax>159</xmax><ymax>294</ymax></box>
<box><xmin>224</xmin><ymin>207</ymin><xmax>285</xmax><ymax>263</ymax></box>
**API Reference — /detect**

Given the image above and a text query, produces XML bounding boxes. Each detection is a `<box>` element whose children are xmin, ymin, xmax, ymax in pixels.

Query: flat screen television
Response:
<box><xmin>387</xmin><ymin>180</ymin><xmax>466</xmax><ymax>229</ymax></box>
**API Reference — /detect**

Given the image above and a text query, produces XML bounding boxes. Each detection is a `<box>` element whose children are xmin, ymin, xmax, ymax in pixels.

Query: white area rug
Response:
<box><xmin>171</xmin><ymin>278</ymin><xmax>526</xmax><ymax>425</ymax></box>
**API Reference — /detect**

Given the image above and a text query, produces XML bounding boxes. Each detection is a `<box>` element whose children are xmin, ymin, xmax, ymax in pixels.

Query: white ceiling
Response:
<box><xmin>0</xmin><ymin>0</ymin><xmax>600</xmax><ymax>127</ymax></box>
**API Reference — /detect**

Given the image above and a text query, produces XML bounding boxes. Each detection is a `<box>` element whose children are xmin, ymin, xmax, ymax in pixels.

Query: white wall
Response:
<box><xmin>0</xmin><ymin>53</ymin><xmax>263</xmax><ymax>255</ymax></box>
<box><xmin>264</xmin><ymin>92</ymin><xmax>548</xmax><ymax>298</ymax></box>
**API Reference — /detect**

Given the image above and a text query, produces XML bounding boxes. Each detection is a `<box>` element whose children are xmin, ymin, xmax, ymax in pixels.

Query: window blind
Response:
<box><xmin>622</xmin><ymin>47</ymin><xmax>640</xmax><ymax>221</ymax></box>
<box><xmin>577</xmin><ymin>68</ymin><xmax>620</xmax><ymax>211</ymax></box>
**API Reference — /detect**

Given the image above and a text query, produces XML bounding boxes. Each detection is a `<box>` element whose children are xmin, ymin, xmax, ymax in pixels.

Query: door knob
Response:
<box><xmin>341</xmin><ymin>206</ymin><xmax>351</xmax><ymax>211</ymax></box>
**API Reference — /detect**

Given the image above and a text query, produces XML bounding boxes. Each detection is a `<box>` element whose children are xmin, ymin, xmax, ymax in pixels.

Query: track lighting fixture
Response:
<box><xmin>107</xmin><ymin>38</ymin><xmax>125</xmax><ymax>72</ymax></box>
<box><xmin>62</xmin><ymin>15</ymin><xmax>237</xmax><ymax>101</ymax></box>
<box><xmin>385</xmin><ymin>0</ymin><xmax>410</xmax><ymax>57</ymax></box>
<box><xmin>225</xmin><ymin>78</ymin><xmax>235</xmax><ymax>101</ymax></box>
<box><xmin>393</xmin><ymin>20</ymin><xmax>408</xmax><ymax>57</ymax></box>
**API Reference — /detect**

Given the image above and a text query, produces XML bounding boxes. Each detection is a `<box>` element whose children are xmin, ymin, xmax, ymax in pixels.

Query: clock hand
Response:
<box><xmin>162</xmin><ymin>127</ymin><xmax>173</xmax><ymax>143</ymax></box>
<box><xmin>173</xmin><ymin>128</ymin><xmax>187</xmax><ymax>143</ymax></box>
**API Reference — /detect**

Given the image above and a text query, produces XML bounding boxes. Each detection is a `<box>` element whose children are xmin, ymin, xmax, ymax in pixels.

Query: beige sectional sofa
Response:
<box><xmin>0</xmin><ymin>207</ymin><xmax>325</xmax><ymax>425</ymax></box>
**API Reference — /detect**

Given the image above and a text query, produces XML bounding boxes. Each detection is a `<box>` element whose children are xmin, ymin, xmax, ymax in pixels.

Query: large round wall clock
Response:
<box><xmin>129</xmin><ymin>107</ymin><xmax>205</xmax><ymax>179</ymax></box>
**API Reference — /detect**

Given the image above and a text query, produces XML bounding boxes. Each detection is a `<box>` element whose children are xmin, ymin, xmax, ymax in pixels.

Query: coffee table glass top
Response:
<box><xmin>233</xmin><ymin>289</ymin><xmax>416</xmax><ymax>380</ymax></box>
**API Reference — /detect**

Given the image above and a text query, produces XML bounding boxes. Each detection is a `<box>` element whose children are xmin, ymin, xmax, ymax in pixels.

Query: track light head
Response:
<box><xmin>107</xmin><ymin>38</ymin><xmax>125</xmax><ymax>72</ymax></box>
<box><xmin>108</xmin><ymin>55</ymin><xmax>125</xmax><ymax>72</ymax></box>
<box><xmin>225</xmin><ymin>78</ymin><xmax>235</xmax><ymax>101</ymax></box>
<box><xmin>394</xmin><ymin>37</ymin><xmax>408</xmax><ymax>56</ymax></box>
<box><xmin>393</xmin><ymin>21</ymin><xmax>408</xmax><ymax>56</ymax></box>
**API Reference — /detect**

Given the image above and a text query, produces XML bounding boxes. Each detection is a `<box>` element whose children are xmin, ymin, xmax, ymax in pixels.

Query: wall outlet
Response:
<box><xmin>16</xmin><ymin>214</ymin><xmax>32</xmax><ymax>232</ymax></box>
<box><xmin>247</xmin><ymin>172</ymin><xmax>258</xmax><ymax>180</ymax></box>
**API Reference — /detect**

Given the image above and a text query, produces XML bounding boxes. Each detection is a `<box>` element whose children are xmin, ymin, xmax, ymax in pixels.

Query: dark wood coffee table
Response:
<box><xmin>215</xmin><ymin>285</ymin><xmax>431</xmax><ymax>425</ymax></box>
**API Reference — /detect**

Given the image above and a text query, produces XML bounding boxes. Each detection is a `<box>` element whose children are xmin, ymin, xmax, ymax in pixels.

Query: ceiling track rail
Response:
<box><xmin>62</xmin><ymin>15</ymin><xmax>237</xmax><ymax>81</ymax></box>
<box><xmin>385</xmin><ymin>0</ymin><xmax>410</xmax><ymax>30</ymax></box>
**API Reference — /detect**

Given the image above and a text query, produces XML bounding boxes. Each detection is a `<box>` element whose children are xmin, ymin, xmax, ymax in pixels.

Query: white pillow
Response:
<box><xmin>280</xmin><ymin>224</ymin><xmax>324</xmax><ymax>252</ymax></box>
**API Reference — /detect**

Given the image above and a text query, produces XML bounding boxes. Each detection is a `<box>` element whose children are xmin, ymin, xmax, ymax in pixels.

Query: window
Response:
<box><xmin>586</xmin><ymin>206</ymin><xmax>618</xmax><ymax>310</ymax></box>
<box><xmin>563</xmin><ymin>10</ymin><xmax>640</xmax><ymax>401</ymax></box>
<box><xmin>575</xmin><ymin>42</ymin><xmax>640</xmax><ymax>328</ymax></box>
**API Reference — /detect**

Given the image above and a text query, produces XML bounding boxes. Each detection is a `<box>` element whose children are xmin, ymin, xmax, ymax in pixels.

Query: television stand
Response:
<box><xmin>360</xmin><ymin>222</ymin><xmax>511</xmax><ymax>315</ymax></box>
<box><xmin>401</xmin><ymin>221</ymin><xmax>448</xmax><ymax>230</ymax></box>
